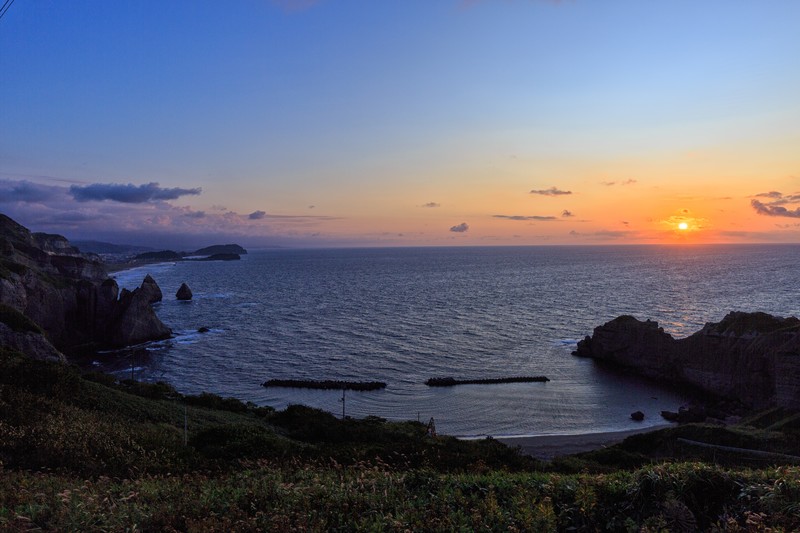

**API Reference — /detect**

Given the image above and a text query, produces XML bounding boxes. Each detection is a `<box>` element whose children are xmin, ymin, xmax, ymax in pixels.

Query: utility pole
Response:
<box><xmin>340</xmin><ymin>388</ymin><xmax>346</xmax><ymax>419</ymax></box>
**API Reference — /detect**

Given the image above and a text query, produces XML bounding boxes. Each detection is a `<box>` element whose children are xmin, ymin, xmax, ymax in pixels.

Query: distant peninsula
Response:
<box><xmin>130</xmin><ymin>244</ymin><xmax>247</xmax><ymax>265</ymax></box>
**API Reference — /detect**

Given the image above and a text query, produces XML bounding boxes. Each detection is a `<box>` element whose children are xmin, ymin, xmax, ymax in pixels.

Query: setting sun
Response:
<box><xmin>678</xmin><ymin>222</ymin><xmax>689</xmax><ymax>231</ymax></box>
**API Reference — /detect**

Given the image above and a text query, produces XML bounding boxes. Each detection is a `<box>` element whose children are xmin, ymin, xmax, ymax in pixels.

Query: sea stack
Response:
<box><xmin>176</xmin><ymin>283</ymin><xmax>193</xmax><ymax>301</ymax></box>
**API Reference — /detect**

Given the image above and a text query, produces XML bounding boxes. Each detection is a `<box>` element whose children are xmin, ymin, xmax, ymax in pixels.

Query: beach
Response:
<box><xmin>497</xmin><ymin>424</ymin><xmax>672</xmax><ymax>460</ymax></box>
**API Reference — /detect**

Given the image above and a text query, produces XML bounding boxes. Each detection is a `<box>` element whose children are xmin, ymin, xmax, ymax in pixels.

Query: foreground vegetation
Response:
<box><xmin>2</xmin><ymin>348</ymin><xmax>800</xmax><ymax>531</ymax></box>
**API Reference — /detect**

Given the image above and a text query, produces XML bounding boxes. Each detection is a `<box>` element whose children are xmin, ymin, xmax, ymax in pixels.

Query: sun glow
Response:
<box><xmin>678</xmin><ymin>222</ymin><xmax>689</xmax><ymax>231</ymax></box>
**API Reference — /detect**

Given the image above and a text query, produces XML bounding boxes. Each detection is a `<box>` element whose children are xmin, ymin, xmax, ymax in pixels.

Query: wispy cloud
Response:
<box><xmin>754</xmin><ymin>191</ymin><xmax>784</xmax><ymax>199</ymax></box>
<box><xmin>70</xmin><ymin>182</ymin><xmax>202</xmax><ymax>203</ymax></box>
<box><xmin>570</xmin><ymin>229</ymin><xmax>635</xmax><ymax>239</ymax></box>
<box><xmin>561</xmin><ymin>210</ymin><xmax>573</xmax><ymax>218</ymax></box>
<box><xmin>0</xmin><ymin>180</ymin><xmax>62</xmax><ymax>203</ymax></box>
<box><xmin>450</xmin><ymin>222</ymin><xmax>469</xmax><ymax>233</ymax></box>
<box><xmin>0</xmin><ymin>178</ymin><xmax>339</xmax><ymax>248</ymax></box>
<box><xmin>493</xmin><ymin>214</ymin><xmax>557</xmax><ymax>221</ymax></box>
<box><xmin>530</xmin><ymin>187</ymin><xmax>572</xmax><ymax>196</ymax></box>
<box><xmin>422</xmin><ymin>202</ymin><xmax>441</xmax><ymax>208</ymax></box>
<box><xmin>601</xmin><ymin>179</ymin><xmax>637</xmax><ymax>187</ymax></box>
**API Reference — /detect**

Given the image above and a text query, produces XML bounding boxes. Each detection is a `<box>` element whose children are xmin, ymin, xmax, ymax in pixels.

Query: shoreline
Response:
<box><xmin>496</xmin><ymin>424</ymin><xmax>672</xmax><ymax>460</ymax></box>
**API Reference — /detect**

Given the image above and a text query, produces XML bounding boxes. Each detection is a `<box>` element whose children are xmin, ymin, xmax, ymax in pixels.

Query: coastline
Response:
<box><xmin>496</xmin><ymin>424</ymin><xmax>672</xmax><ymax>460</ymax></box>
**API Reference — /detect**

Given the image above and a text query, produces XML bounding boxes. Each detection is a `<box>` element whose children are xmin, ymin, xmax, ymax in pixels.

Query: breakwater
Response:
<box><xmin>263</xmin><ymin>379</ymin><xmax>387</xmax><ymax>391</ymax></box>
<box><xmin>425</xmin><ymin>376</ymin><xmax>550</xmax><ymax>387</ymax></box>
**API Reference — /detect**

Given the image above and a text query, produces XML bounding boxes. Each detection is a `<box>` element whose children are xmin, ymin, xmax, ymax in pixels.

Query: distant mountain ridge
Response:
<box><xmin>192</xmin><ymin>244</ymin><xmax>247</xmax><ymax>256</ymax></box>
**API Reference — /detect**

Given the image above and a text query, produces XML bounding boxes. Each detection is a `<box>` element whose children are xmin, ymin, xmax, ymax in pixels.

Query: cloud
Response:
<box><xmin>755</xmin><ymin>191</ymin><xmax>784</xmax><ymax>199</ymax></box>
<box><xmin>530</xmin><ymin>187</ymin><xmax>572</xmax><ymax>196</ymax></box>
<box><xmin>493</xmin><ymin>215</ymin><xmax>557</xmax><ymax>221</ymax></box>
<box><xmin>422</xmin><ymin>202</ymin><xmax>440</xmax><ymax>208</ymax></box>
<box><xmin>0</xmin><ymin>180</ymin><xmax>62</xmax><ymax>203</ymax></box>
<box><xmin>70</xmin><ymin>182</ymin><xmax>202</xmax><ymax>203</ymax></box>
<box><xmin>561</xmin><ymin>210</ymin><xmax>573</xmax><ymax>218</ymax></box>
<box><xmin>183</xmin><ymin>210</ymin><xmax>206</xmax><ymax>219</ymax></box>
<box><xmin>570</xmin><ymin>229</ymin><xmax>635</xmax><ymax>239</ymax></box>
<box><xmin>450</xmin><ymin>222</ymin><xmax>469</xmax><ymax>233</ymax></box>
<box><xmin>249</xmin><ymin>210</ymin><xmax>267</xmax><ymax>220</ymax></box>
<box><xmin>601</xmin><ymin>181</ymin><xmax>616</xmax><ymax>186</ymax></box>
<box><xmin>751</xmin><ymin>199</ymin><xmax>800</xmax><ymax>218</ymax></box>
<box><xmin>602</xmin><ymin>179</ymin><xmax>637</xmax><ymax>187</ymax></box>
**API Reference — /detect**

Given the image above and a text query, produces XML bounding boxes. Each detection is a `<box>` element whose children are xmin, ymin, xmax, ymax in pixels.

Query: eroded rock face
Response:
<box><xmin>141</xmin><ymin>274</ymin><xmax>163</xmax><ymax>304</ymax></box>
<box><xmin>574</xmin><ymin>312</ymin><xmax>800</xmax><ymax>409</ymax></box>
<box><xmin>0</xmin><ymin>214</ymin><xmax>172</xmax><ymax>355</ymax></box>
<box><xmin>105</xmin><ymin>277</ymin><xmax>171</xmax><ymax>347</ymax></box>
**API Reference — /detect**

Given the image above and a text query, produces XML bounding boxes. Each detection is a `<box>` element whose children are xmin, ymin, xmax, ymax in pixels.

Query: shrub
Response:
<box><xmin>183</xmin><ymin>392</ymin><xmax>249</xmax><ymax>413</ymax></box>
<box><xmin>190</xmin><ymin>424</ymin><xmax>294</xmax><ymax>460</ymax></box>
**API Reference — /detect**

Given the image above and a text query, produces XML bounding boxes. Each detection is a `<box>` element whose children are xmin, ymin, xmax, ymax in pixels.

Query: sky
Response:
<box><xmin>1</xmin><ymin>0</ymin><xmax>799</xmax><ymax>249</ymax></box>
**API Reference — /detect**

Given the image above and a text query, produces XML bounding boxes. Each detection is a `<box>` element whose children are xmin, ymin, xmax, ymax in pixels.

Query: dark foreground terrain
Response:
<box><xmin>1</xmin><ymin>347</ymin><xmax>800</xmax><ymax>531</ymax></box>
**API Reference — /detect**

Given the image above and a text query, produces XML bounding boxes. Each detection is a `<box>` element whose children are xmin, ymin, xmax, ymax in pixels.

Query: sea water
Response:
<box><xmin>106</xmin><ymin>244</ymin><xmax>800</xmax><ymax>437</ymax></box>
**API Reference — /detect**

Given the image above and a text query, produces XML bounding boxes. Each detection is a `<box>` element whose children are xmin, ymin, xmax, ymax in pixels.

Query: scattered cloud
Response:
<box><xmin>530</xmin><ymin>186</ymin><xmax>571</xmax><ymax>196</ymax></box>
<box><xmin>249</xmin><ymin>210</ymin><xmax>267</xmax><ymax>220</ymax></box>
<box><xmin>308</xmin><ymin>205</ymin><xmax>315</xmax><ymax>209</ymax></box>
<box><xmin>450</xmin><ymin>222</ymin><xmax>469</xmax><ymax>233</ymax></box>
<box><xmin>751</xmin><ymin>199</ymin><xmax>800</xmax><ymax>218</ymax></box>
<box><xmin>0</xmin><ymin>178</ymin><xmax>341</xmax><ymax>249</ymax></box>
<box><xmin>493</xmin><ymin>214</ymin><xmax>557</xmax><ymax>221</ymax></box>
<box><xmin>422</xmin><ymin>202</ymin><xmax>441</xmax><ymax>208</ymax></box>
<box><xmin>0</xmin><ymin>180</ymin><xmax>62</xmax><ymax>203</ymax></box>
<box><xmin>70</xmin><ymin>182</ymin><xmax>202</xmax><ymax>203</ymax></box>
<box><xmin>561</xmin><ymin>210</ymin><xmax>573</xmax><ymax>218</ymax></box>
<box><xmin>601</xmin><ymin>179</ymin><xmax>636</xmax><ymax>187</ymax></box>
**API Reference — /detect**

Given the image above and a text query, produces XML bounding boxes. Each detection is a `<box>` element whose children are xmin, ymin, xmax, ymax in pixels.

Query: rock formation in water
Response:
<box><xmin>0</xmin><ymin>214</ymin><xmax>171</xmax><ymax>357</ymax></box>
<box><xmin>573</xmin><ymin>312</ymin><xmax>800</xmax><ymax>409</ymax></box>
<box><xmin>176</xmin><ymin>283</ymin><xmax>193</xmax><ymax>300</ymax></box>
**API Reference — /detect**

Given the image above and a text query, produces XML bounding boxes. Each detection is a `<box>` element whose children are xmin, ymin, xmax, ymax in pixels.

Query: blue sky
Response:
<box><xmin>2</xmin><ymin>1</ymin><xmax>799</xmax><ymax>248</ymax></box>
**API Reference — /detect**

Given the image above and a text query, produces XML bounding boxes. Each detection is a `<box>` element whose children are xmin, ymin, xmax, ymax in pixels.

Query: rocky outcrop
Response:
<box><xmin>176</xmin><ymin>283</ymin><xmax>192</xmax><ymax>300</ymax></box>
<box><xmin>106</xmin><ymin>279</ymin><xmax>171</xmax><ymax>347</ymax></box>
<box><xmin>140</xmin><ymin>274</ymin><xmax>163</xmax><ymax>303</ymax></box>
<box><xmin>0</xmin><ymin>214</ymin><xmax>172</xmax><ymax>355</ymax></box>
<box><xmin>573</xmin><ymin>312</ymin><xmax>800</xmax><ymax>409</ymax></box>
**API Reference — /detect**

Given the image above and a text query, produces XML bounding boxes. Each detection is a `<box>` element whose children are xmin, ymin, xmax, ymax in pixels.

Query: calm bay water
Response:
<box><xmin>106</xmin><ymin>245</ymin><xmax>800</xmax><ymax>437</ymax></box>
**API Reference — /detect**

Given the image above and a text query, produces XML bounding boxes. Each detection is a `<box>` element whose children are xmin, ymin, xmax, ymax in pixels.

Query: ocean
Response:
<box><xmin>105</xmin><ymin>244</ymin><xmax>800</xmax><ymax>438</ymax></box>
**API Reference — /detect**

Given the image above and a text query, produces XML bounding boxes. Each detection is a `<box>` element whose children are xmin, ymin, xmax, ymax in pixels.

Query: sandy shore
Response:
<box><xmin>497</xmin><ymin>424</ymin><xmax>672</xmax><ymax>460</ymax></box>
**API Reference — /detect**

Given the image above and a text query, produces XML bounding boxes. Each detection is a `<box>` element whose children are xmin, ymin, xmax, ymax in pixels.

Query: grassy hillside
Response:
<box><xmin>1</xmin><ymin>348</ymin><xmax>799</xmax><ymax>531</ymax></box>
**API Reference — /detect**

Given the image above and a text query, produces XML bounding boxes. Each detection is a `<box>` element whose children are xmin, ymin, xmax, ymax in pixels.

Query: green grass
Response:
<box><xmin>2</xmin><ymin>351</ymin><xmax>800</xmax><ymax>530</ymax></box>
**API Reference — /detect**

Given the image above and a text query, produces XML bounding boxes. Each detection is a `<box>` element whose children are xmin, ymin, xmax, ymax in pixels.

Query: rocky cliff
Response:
<box><xmin>573</xmin><ymin>312</ymin><xmax>800</xmax><ymax>409</ymax></box>
<box><xmin>0</xmin><ymin>214</ymin><xmax>171</xmax><ymax>358</ymax></box>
